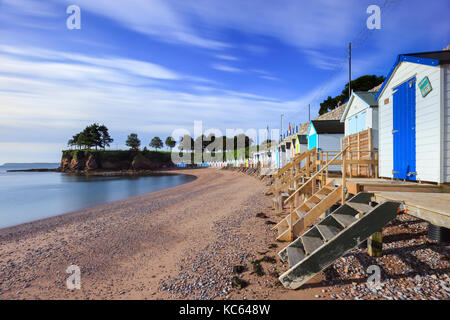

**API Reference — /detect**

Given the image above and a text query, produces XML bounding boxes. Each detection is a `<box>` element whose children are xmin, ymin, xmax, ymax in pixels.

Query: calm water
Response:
<box><xmin>0</xmin><ymin>164</ymin><xmax>195</xmax><ymax>229</ymax></box>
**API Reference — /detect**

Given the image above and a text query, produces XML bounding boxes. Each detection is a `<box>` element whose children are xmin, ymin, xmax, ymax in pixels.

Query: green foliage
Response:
<box><xmin>179</xmin><ymin>134</ymin><xmax>194</xmax><ymax>151</ymax></box>
<box><xmin>150</xmin><ymin>136</ymin><xmax>164</xmax><ymax>151</ymax></box>
<box><xmin>318</xmin><ymin>75</ymin><xmax>385</xmax><ymax>115</ymax></box>
<box><xmin>165</xmin><ymin>136</ymin><xmax>176</xmax><ymax>150</ymax></box>
<box><xmin>126</xmin><ymin>133</ymin><xmax>141</xmax><ymax>151</ymax></box>
<box><xmin>67</xmin><ymin>123</ymin><xmax>114</xmax><ymax>150</ymax></box>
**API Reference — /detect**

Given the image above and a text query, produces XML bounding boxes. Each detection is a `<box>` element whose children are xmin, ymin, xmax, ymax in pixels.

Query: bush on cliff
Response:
<box><xmin>61</xmin><ymin>150</ymin><xmax>173</xmax><ymax>171</ymax></box>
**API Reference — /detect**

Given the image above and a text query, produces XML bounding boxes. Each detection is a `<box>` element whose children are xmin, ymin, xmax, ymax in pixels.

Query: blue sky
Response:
<box><xmin>0</xmin><ymin>0</ymin><xmax>449</xmax><ymax>162</ymax></box>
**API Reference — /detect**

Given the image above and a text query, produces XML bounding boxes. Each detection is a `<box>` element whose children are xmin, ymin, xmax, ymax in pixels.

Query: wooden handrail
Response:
<box><xmin>272</xmin><ymin>166</ymin><xmax>311</xmax><ymax>194</ymax></box>
<box><xmin>274</xmin><ymin>148</ymin><xmax>316</xmax><ymax>178</ymax></box>
<box><xmin>284</xmin><ymin>146</ymin><xmax>349</xmax><ymax>204</ymax></box>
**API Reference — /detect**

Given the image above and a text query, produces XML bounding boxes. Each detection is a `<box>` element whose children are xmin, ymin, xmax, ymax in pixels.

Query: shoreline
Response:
<box><xmin>0</xmin><ymin>168</ymin><xmax>284</xmax><ymax>299</ymax></box>
<box><xmin>6</xmin><ymin>167</ymin><xmax>195</xmax><ymax>176</ymax></box>
<box><xmin>0</xmin><ymin>170</ymin><xmax>199</xmax><ymax>237</ymax></box>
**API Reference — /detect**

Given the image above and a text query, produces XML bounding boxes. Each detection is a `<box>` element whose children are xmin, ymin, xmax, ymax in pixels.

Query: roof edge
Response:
<box><xmin>375</xmin><ymin>54</ymin><xmax>440</xmax><ymax>100</ymax></box>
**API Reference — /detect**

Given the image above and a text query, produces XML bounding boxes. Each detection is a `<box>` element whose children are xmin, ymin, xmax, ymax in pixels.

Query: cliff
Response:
<box><xmin>60</xmin><ymin>150</ymin><xmax>174</xmax><ymax>173</ymax></box>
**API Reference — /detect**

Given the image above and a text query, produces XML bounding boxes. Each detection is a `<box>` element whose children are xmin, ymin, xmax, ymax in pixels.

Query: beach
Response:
<box><xmin>0</xmin><ymin>168</ymin><xmax>448</xmax><ymax>300</ymax></box>
<box><xmin>0</xmin><ymin>168</ymin><xmax>283</xmax><ymax>299</ymax></box>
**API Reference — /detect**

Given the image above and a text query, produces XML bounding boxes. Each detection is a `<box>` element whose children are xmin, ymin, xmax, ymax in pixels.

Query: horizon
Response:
<box><xmin>1</xmin><ymin>0</ymin><xmax>449</xmax><ymax>163</ymax></box>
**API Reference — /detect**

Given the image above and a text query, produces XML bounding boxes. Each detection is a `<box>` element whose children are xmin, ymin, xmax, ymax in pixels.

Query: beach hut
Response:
<box><xmin>307</xmin><ymin>120</ymin><xmax>344</xmax><ymax>152</ymax></box>
<box><xmin>376</xmin><ymin>49</ymin><xmax>450</xmax><ymax>183</ymax></box>
<box><xmin>340</xmin><ymin>91</ymin><xmax>379</xmax><ymax>148</ymax></box>
<box><xmin>295</xmin><ymin>134</ymin><xmax>308</xmax><ymax>155</ymax></box>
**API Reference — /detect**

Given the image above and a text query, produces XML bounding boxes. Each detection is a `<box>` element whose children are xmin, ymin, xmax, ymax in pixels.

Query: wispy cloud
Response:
<box><xmin>211</xmin><ymin>64</ymin><xmax>242</xmax><ymax>73</ymax></box>
<box><xmin>57</xmin><ymin>0</ymin><xmax>229</xmax><ymax>50</ymax></box>
<box><xmin>0</xmin><ymin>44</ymin><xmax>303</xmax><ymax>162</ymax></box>
<box><xmin>215</xmin><ymin>54</ymin><xmax>239</xmax><ymax>61</ymax></box>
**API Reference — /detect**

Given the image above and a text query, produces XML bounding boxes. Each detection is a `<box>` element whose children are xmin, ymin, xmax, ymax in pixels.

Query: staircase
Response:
<box><xmin>277</xmin><ymin>192</ymin><xmax>400</xmax><ymax>290</ymax></box>
<box><xmin>272</xmin><ymin>192</ymin><xmax>291</xmax><ymax>211</ymax></box>
<box><xmin>274</xmin><ymin>179</ymin><xmax>342</xmax><ymax>242</ymax></box>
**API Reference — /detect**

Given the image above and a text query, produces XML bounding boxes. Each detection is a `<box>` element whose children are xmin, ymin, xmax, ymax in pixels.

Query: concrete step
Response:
<box><xmin>333</xmin><ymin>213</ymin><xmax>357</xmax><ymax>228</ymax></box>
<box><xmin>346</xmin><ymin>202</ymin><xmax>373</xmax><ymax>214</ymax></box>
<box><xmin>301</xmin><ymin>235</ymin><xmax>324</xmax><ymax>255</ymax></box>
<box><xmin>287</xmin><ymin>246</ymin><xmax>305</xmax><ymax>268</ymax></box>
<box><xmin>317</xmin><ymin>224</ymin><xmax>342</xmax><ymax>241</ymax></box>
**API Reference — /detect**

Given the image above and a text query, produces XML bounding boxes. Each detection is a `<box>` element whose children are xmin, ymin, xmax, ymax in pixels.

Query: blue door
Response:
<box><xmin>393</xmin><ymin>78</ymin><xmax>416</xmax><ymax>180</ymax></box>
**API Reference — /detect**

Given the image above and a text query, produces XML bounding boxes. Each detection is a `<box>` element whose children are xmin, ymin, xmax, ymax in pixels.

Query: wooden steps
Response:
<box><xmin>278</xmin><ymin>193</ymin><xmax>401</xmax><ymax>289</ymax></box>
<box><xmin>274</xmin><ymin>179</ymin><xmax>342</xmax><ymax>242</ymax></box>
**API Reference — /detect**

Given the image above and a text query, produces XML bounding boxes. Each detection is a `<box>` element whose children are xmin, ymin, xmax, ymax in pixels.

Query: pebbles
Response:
<box><xmin>322</xmin><ymin>214</ymin><xmax>450</xmax><ymax>300</ymax></box>
<box><xmin>157</xmin><ymin>192</ymin><xmax>275</xmax><ymax>300</ymax></box>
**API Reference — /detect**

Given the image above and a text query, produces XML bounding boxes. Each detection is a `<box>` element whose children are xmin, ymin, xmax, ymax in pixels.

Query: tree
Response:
<box><xmin>98</xmin><ymin>125</ymin><xmax>113</xmax><ymax>150</ymax></box>
<box><xmin>150</xmin><ymin>136</ymin><xmax>163</xmax><ymax>151</ymax></box>
<box><xmin>126</xmin><ymin>133</ymin><xmax>141</xmax><ymax>151</ymax></box>
<box><xmin>179</xmin><ymin>135</ymin><xmax>194</xmax><ymax>152</ymax></box>
<box><xmin>165</xmin><ymin>136</ymin><xmax>176</xmax><ymax>151</ymax></box>
<box><xmin>233</xmin><ymin>134</ymin><xmax>253</xmax><ymax>150</ymax></box>
<box><xmin>194</xmin><ymin>134</ymin><xmax>209</xmax><ymax>153</ymax></box>
<box><xmin>67</xmin><ymin>123</ymin><xmax>114</xmax><ymax>150</ymax></box>
<box><xmin>318</xmin><ymin>75</ymin><xmax>385</xmax><ymax>115</ymax></box>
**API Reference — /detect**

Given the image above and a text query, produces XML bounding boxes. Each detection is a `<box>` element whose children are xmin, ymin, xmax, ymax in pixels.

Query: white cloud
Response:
<box><xmin>215</xmin><ymin>54</ymin><xmax>239</xmax><ymax>61</ymax></box>
<box><xmin>57</xmin><ymin>0</ymin><xmax>228</xmax><ymax>50</ymax></box>
<box><xmin>211</xmin><ymin>64</ymin><xmax>242</xmax><ymax>73</ymax></box>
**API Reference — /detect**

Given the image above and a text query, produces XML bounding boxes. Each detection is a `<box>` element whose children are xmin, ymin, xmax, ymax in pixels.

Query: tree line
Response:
<box><xmin>67</xmin><ymin>124</ymin><xmax>254</xmax><ymax>153</ymax></box>
<box><xmin>178</xmin><ymin>134</ymin><xmax>253</xmax><ymax>152</ymax></box>
<box><xmin>318</xmin><ymin>74</ymin><xmax>385</xmax><ymax>115</ymax></box>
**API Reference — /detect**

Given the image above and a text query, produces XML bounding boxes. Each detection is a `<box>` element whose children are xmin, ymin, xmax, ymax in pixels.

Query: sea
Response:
<box><xmin>0</xmin><ymin>163</ymin><xmax>195</xmax><ymax>229</ymax></box>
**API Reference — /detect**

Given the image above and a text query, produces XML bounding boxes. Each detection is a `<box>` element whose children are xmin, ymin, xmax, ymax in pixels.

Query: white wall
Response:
<box><xmin>345</xmin><ymin>97</ymin><xmax>368</xmax><ymax>136</ymax></box>
<box><xmin>318</xmin><ymin>134</ymin><xmax>344</xmax><ymax>171</ymax></box>
<box><xmin>344</xmin><ymin>96</ymin><xmax>379</xmax><ymax>149</ymax></box>
<box><xmin>443</xmin><ymin>65</ymin><xmax>450</xmax><ymax>182</ymax></box>
<box><xmin>378</xmin><ymin>61</ymin><xmax>441</xmax><ymax>182</ymax></box>
<box><xmin>371</xmin><ymin>108</ymin><xmax>379</xmax><ymax>150</ymax></box>
<box><xmin>318</xmin><ymin>134</ymin><xmax>343</xmax><ymax>152</ymax></box>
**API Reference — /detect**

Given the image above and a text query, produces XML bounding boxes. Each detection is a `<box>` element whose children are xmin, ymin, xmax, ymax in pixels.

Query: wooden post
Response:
<box><xmin>357</xmin><ymin>132</ymin><xmax>360</xmax><ymax>177</ymax></box>
<box><xmin>375</xmin><ymin>151</ymin><xmax>379</xmax><ymax>178</ymax></box>
<box><xmin>320</xmin><ymin>151</ymin><xmax>324</xmax><ymax>185</ymax></box>
<box><xmin>342</xmin><ymin>149</ymin><xmax>347</xmax><ymax>204</ymax></box>
<box><xmin>368</xmin><ymin>231</ymin><xmax>383</xmax><ymax>257</ymax></box>
<box><xmin>289</xmin><ymin>201</ymin><xmax>294</xmax><ymax>241</ymax></box>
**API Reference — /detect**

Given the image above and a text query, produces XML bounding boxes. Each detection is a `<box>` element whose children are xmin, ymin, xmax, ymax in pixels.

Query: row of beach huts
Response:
<box><xmin>178</xmin><ymin>48</ymin><xmax>450</xmax><ymax>185</ymax></box>
<box><xmin>253</xmin><ymin>47</ymin><xmax>450</xmax><ymax>184</ymax></box>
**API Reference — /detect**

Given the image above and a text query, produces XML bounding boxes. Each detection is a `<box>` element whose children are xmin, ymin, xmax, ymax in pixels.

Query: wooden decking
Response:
<box><xmin>345</xmin><ymin>178</ymin><xmax>445</xmax><ymax>194</ymax></box>
<box><xmin>341</xmin><ymin>178</ymin><xmax>450</xmax><ymax>228</ymax></box>
<box><xmin>374</xmin><ymin>192</ymin><xmax>450</xmax><ymax>229</ymax></box>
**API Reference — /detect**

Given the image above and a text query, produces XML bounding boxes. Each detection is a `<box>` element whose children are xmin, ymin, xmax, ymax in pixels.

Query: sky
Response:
<box><xmin>0</xmin><ymin>0</ymin><xmax>449</xmax><ymax>163</ymax></box>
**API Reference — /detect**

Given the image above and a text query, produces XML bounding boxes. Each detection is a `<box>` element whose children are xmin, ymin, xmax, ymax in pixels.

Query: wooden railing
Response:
<box><xmin>284</xmin><ymin>147</ymin><xmax>349</xmax><ymax>205</ymax></box>
<box><xmin>274</xmin><ymin>148</ymin><xmax>316</xmax><ymax>178</ymax></box>
<box><xmin>341</xmin><ymin>128</ymin><xmax>378</xmax><ymax>178</ymax></box>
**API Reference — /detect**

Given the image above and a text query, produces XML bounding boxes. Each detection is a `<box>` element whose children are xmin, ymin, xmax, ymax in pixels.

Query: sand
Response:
<box><xmin>0</xmin><ymin>168</ymin><xmax>322</xmax><ymax>299</ymax></box>
<box><xmin>1</xmin><ymin>168</ymin><xmax>447</xmax><ymax>300</ymax></box>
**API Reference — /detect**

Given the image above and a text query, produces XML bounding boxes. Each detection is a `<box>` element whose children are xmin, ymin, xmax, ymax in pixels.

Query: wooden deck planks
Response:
<box><xmin>374</xmin><ymin>192</ymin><xmax>450</xmax><ymax>229</ymax></box>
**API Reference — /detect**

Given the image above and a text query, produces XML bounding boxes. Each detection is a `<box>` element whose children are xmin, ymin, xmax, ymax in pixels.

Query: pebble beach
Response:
<box><xmin>0</xmin><ymin>168</ymin><xmax>448</xmax><ymax>300</ymax></box>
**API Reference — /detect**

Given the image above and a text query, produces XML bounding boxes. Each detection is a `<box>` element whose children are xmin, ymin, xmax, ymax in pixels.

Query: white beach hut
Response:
<box><xmin>376</xmin><ymin>49</ymin><xmax>450</xmax><ymax>183</ymax></box>
<box><xmin>340</xmin><ymin>91</ymin><xmax>379</xmax><ymax>148</ymax></box>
